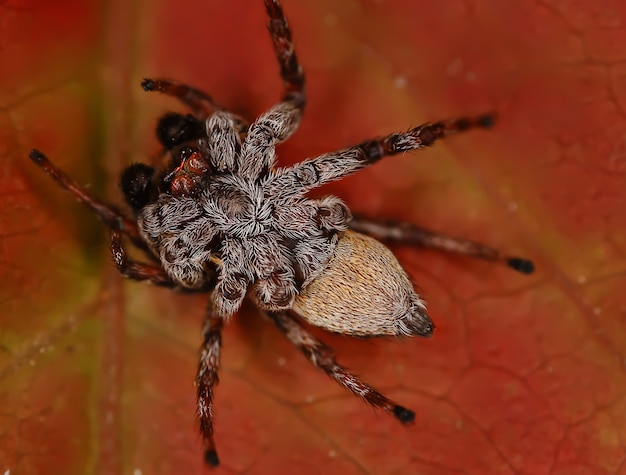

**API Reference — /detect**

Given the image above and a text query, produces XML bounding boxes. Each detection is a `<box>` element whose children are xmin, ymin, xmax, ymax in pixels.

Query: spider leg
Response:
<box><xmin>238</xmin><ymin>97</ymin><xmax>304</xmax><ymax>179</ymax></box>
<box><xmin>283</xmin><ymin>115</ymin><xmax>495</xmax><ymax>194</ymax></box>
<box><xmin>196</xmin><ymin>303</ymin><xmax>224</xmax><ymax>467</ymax></box>
<box><xmin>349</xmin><ymin>215</ymin><xmax>535</xmax><ymax>274</ymax></box>
<box><xmin>238</xmin><ymin>0</ymin><xmax>306</xmax><ymax>180</ymax></box>
<box><xmin>110</xmin><ymin>230</ymin><xmax>176</xmax><ymax>285</ymax></box>
<box><xmin>264</xmin><ymin>0</ymin><xmax>305</xmax><ymax>101</ymax></box>
<box><xmin>141</xmin><ymin>78</ymin><xmax>222</xmax><ymax>119</ymax></box>
<box><xmin>28</xmin><ymin>150</ymin><xmax>142</xmax><ymax>244</ymax></box>
<box><xmin>267</xmin><ymin>311</ymin><xmax>416</xmax><ymax>424</ymax></box>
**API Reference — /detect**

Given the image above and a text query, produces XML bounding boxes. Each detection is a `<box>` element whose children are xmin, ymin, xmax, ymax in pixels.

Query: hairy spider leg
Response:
<box><xmin>235</xmin><ymin>0</ymin><xmax>307</xmax><ymax>180</ymax></box>
<box><xmin>140</xmin><ymin>78</ymin><xmax>223</xmax><ymax>119</ymax></box>
<box><xmin>264</xmin><ymin>0</ymin><xmax>306</xmax><ymax>100</ymax></box>
<box><xmin>110</xmin><ymin>230</ymin><xmax>176</xmax><ymax>285</ymax></box>
<box><xmin>142</xmin><ymin>1</ymin><xmax>305</xmax><ymax>117</ymax></box>
<box><xmin>267</xmin><ymin>311</ymin><xmax>416</xmax><ymax>424</ymax></box>
<box><xmin>279</xmin><ymin>114</ymin><xmax>496</xmax><ymax>196</ymax></box>
<box><xmin>351</xmin><ymin>114</ymin><xmax>495</xmax><ymax>169</ymax></box>
<box><xmin>196</xmin><ymin>304</ymin><xmax>224</xmax><ymax>467</ymax></box>
<box><xmin>28</xmin><ymin>149</ymin><xmax>142</xmax><ymax>245</ymax></box>
<box><xmin>349</xmin><ymin>215</ymin><xmax>535</xmax><ymax>274</ymax></box>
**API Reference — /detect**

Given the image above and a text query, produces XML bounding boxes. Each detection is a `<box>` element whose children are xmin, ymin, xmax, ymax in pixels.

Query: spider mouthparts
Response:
<box><xmin>204</xmin><ymin>449</ymin><xmax>220</xmax><ymax>467</ymax></box>
<box><xmin>393</xmin><ymin>405</ymin><xmax>416</xmax><ymax>424</ymax></box>
<box><xmin>141</xmin><ymin>78</ymin><xmax>155</xmax><ymax>91</ymax></box>
<box><xmin>29</xmin><ymin>149</ymin><xmax>46</xmax><ymax>163</ymax></box>
<box><xmin>507</xmin><ymin>257</ymin><xmax>535</xmax><ymax>274</ymax></box>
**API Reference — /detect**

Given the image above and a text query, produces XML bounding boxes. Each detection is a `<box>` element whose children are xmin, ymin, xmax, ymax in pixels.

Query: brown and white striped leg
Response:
<box><xmin>288</xmin><ymin>115</ymin><xmax>496</xmax><ymax>193</ymax></box>
<box><xmin>109</xmin><ymin>230</ymin><xmax>176</xmax><ymax>286</ymax></box>
<box><xmin>349</xmin><ymin>215</ymin><xmax>534</xmax><ymax>274</ymax></box>
<box><xmin>267</xmin><ymin>311</ymin><xmax>415</xmax><ymax>424</ymax></box>
<box><xmin>196</xmin><ymin>303</ymin><xmax>224</xmax><ymax>467</ymax></box>
<box><xmin>141</xmin><ymin>78</ymin><xmax>222</xmax><ymax>118</ymax></box>
<box><xmin>264</xmin><ymin>0</ymin><xmax>306</xmax><ymax>102</ymax></box>
<box><xmin>28</xmin><ymin>149</ymin><xmax>142</xmax><ymax>244</ymax></box>
<box><xmin>353</xmin><ymin>114</ymin><xmax>495</xmax><ymax>165</ymax></box>
<box><xmin>237</xmin><ymin>2</ymin><xmax>308</xmax><ymax>179</ymax></box>
<box><xmin>257</xmin><ymin>0</ymin><xmax>307</xmax><ymax>143</ymax></box>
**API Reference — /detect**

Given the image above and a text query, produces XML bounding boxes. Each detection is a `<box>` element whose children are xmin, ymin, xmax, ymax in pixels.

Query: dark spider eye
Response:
<box><xmin>156</xmin><ymin>112</ymin><xmax>204</xmax><ymax>148</ymax></box>
<box><xmin>120</xmin><ymin>163</ymin><xmax>156</xmax><ymax>211</ymax></box>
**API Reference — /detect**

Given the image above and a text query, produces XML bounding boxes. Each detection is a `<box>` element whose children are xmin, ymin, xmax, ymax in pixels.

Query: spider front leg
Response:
<box><xmin>141</xmin><ymin>80</ymin><xmax>250</xmax><ymax>153</ymax></box>
<box><xmin>284</xmin><ymin>115</ymin><xmax>495</xmax><ymax>195</ymax></box>
<box><xmin>267</xmin><ymin>311</ymin><xmax>416</xmax><ymax>424</ymax></box>
<box><xmin>237</xmin><ymin>0</ymin><xmax>307</xmax><ymax>180</ymax></box>
<box><xmin>264</xmin><ymin>0</ymin><xmax>305</xmax><ymax>100</ymax></box>
<box><xmin>140</xmin><ymin>78</ymin><xmax>222</xmax><ymax>119</ymax></box>
<box><xmin>28</xmin><ymin>149</ymin><xmax>143</xmax><ymax>244</ymax></box>
<box><xmin>196</xmin><ymin>303</ymin><xmax>224</xmax><ymax>467</ymax></box>
<box><xmin>349</xmin><ymin>215</ymin><xmax>535</xmax><ymax>274</ymax></box>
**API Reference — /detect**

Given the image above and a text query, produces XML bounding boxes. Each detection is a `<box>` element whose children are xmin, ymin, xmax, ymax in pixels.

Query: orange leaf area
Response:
<box><xmin>2</xmin><ymin>0</ymin><xmax>626</xmax><ymax>474</ymax></box>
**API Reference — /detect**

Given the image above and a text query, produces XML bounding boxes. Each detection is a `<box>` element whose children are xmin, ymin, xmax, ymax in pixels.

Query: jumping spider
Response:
<box><xmin>29</xmin><ymin>0</ymin><xmax>534</xmax><ymax>467</ymax></box>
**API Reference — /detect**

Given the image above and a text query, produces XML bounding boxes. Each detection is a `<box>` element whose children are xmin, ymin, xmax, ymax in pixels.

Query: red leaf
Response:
<box><xmin>2</xmin><ymin>0</ymin><xmax>626</xmax><ymax>473</ymax></box>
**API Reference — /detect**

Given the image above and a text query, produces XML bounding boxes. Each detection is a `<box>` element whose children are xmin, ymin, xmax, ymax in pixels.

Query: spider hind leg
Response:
<box><xmin>267</xmin><ymin>311</ymin><xmax>416</xmax><ymax>424</ymax></box>
<box><xmin>196</xmin><ymin>304</ymin><xmax>224</xmax><ymax>467</ymax></box>
<box><xmin>349</xmin><ymin>215</ymin><xmax>535</xmax><ymax>274</ymax></box>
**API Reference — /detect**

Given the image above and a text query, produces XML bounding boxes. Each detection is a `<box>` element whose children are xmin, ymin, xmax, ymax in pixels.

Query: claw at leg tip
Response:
<box><xmin>393</xmin><ymin>405</ymin><xmax>415</xmax><ymax>424</ymax></box>
<box><xmin>141</xmin><ymin>78</ymin><xmax>155</xmax><ymax>91</ymax></box>
<box><xmin>29</xmin><ymin>149</ymin><xmax>45</xmax><ymax>162</ymax></box>
<box><xmin>477</xmin><ymin>114</ymin><xmax>496</xmax><ymax>128</ymax></box>
<box><xmin>204</xmin><ymin>449</ymin><xmax>220</xmax><ymax>467</ymax></box>
<box><xmin>507</xmin><ymin>257</ymin><xmax>535</xmax><ymax>274</ymax></box>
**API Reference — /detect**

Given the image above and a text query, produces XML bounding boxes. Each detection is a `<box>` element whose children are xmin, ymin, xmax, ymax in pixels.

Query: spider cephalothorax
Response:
<box><xmin>29</xmin><ymin>0</ymin><xmax>534</xmax><ymax>467</ymax></box>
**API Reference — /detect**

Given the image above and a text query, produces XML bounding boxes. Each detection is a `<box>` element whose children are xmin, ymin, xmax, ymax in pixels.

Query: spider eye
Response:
<box><xmin>120</xmin><ymin>163</ymin><xmax>156</xmax><ymax>211</ymax></box>
<box><xmin>156</xmin><ymin>113</ymin><xmax>204</xmax><ymax>148</ymax></box>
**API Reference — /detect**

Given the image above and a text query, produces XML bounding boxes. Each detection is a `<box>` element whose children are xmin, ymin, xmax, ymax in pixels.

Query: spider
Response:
<box><xmin>28</xmin><ymin>0</ymin><xmax>534</xmax><ymax>467</ymax></box>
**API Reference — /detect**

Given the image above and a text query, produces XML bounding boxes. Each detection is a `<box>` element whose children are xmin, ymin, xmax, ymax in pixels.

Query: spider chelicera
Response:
<box><xmin>29</xmin><ymin>0</ymin><xmax>534</xmax><ymax>467</ymax></box>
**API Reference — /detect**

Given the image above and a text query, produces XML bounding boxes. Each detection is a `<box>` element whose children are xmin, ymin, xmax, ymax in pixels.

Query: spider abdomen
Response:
<box><xmin>292</xmin><ymin>230</ymin><xmax>434</xmax><ymax>337</ymax></box>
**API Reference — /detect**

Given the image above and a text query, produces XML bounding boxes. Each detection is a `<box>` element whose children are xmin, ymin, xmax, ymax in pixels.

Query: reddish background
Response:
<box><xmin>2</xmin><ymin>0</ymin><xmax>626</xmax><ymax>474</ymax></box>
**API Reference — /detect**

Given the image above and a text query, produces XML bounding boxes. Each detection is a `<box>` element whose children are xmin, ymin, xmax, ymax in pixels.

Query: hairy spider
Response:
<box><xmin>28</xmin><ymin>0</ymin><xmax>534</xmax><ymax>467</ymax></box>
